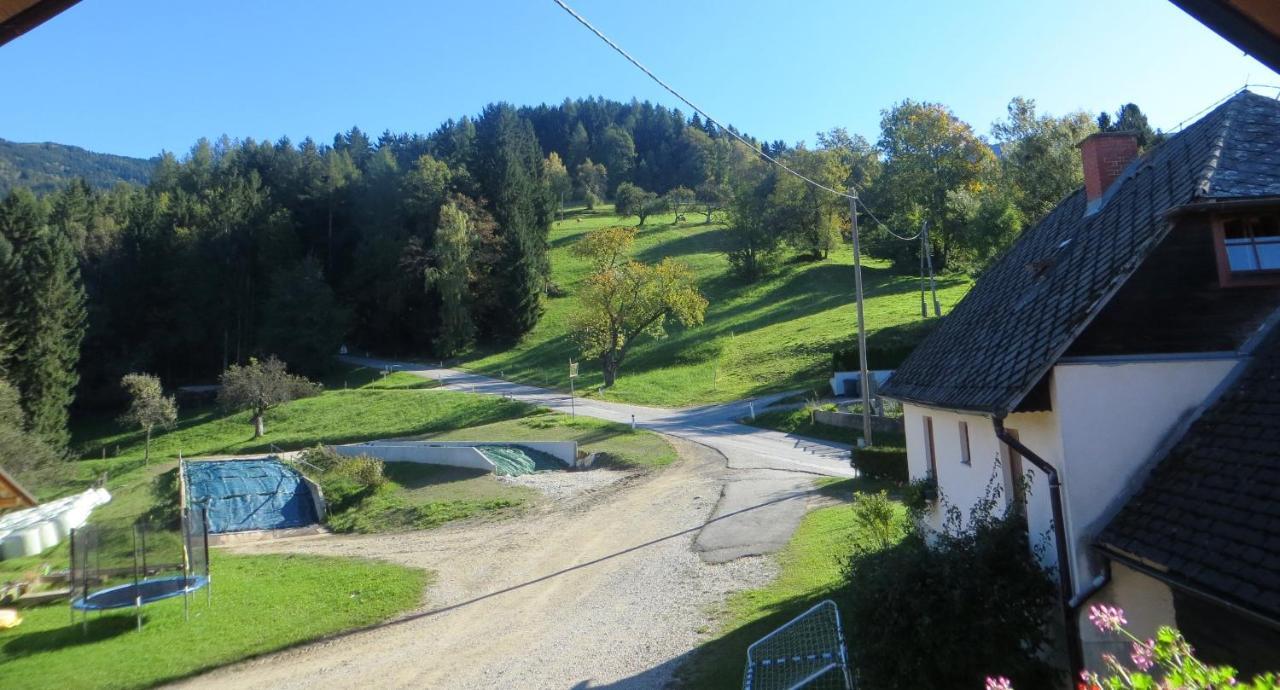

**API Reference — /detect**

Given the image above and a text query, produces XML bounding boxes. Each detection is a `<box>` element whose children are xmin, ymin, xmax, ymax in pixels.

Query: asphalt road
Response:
<box><xmin>341</xmin><ymin>355</ymin><xmax>856</xmax><ymax>563</ymax></box>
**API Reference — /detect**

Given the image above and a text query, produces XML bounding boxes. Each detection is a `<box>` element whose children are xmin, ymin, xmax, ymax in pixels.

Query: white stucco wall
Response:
<box><xmin>900</xmin><ymin>353</ymin><xmax>1239</xmax><ymax>591</ymax></box>
<box><xmin>1052</xmin><ymin>355</ymin><xmax>1238</xmax><ymax>589</ymax></box>
<box><xmin>901</xmin><ymin>403</ymin><xmax>1061</xmax><ymax>570</ymax></box>
<box><xmin>1079</xmin><ymin>562</ymin><xmax>1175</xmax><ymax>671</ymax></box>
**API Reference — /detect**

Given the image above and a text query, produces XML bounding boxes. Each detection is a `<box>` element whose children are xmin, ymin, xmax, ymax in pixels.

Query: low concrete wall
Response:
<box><xmin>299</xmin><ymin>475</ymin><xmax>327</xmax><ymax>522</ymax></box>
<box><xmin>813</xmin><ymin>410</ymin><xmax>904</xmax><ymax>435</ymax></box>
<box><xmin>344</xmin><ymin>440</ymin><xmax>577</xmax><ymax>467</ymax></box>
<box><xmin>335</xmin><ymin>443</ymin><xmax>495</xmax><ymax>471</ymax></box>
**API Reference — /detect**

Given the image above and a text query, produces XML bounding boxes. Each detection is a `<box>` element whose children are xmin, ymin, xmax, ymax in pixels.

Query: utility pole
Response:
<box><xmin>919</xmin><ymin>228</ymin><xmax>928</xmax><ymax>318</ymax></box>
<box><xmin>849</xmin><ymin>189</ymin><xmax>873</xmax><ymax>447</ymax></box>
<box><xmin>923</xmin><ymin>221</ymin><xmax>941</xmax><ymax>317</ymax></box>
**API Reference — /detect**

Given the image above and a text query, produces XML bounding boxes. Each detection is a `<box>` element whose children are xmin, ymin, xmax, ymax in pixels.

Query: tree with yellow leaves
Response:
<box><xmin>570</xmin><ymin>227</ymin><xmax>707</xmax><ymax>387</ymax></box>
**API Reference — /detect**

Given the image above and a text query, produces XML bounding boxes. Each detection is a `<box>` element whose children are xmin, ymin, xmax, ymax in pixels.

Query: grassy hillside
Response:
<box><xmin>0</xmin><ymin>138</ymin><xmax>154</xmax><ymax>195</ymax></box>
<box><xmin>460</xmin><ymin>206</ymin><xmax>972</xmax><ymax>407</ymax></box>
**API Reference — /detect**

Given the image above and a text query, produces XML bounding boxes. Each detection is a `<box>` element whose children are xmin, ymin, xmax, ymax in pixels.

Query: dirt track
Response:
<box><xmin>171</xmin><ymin>438</ymin><xmax>779</xmax><ymax>689</ymax></box>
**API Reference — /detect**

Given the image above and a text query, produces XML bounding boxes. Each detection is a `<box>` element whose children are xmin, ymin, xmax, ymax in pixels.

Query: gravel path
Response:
<box><xmin>172</xmin><ymin>438</ymin><xmax>780</xmax><ymax>690</ymax></box>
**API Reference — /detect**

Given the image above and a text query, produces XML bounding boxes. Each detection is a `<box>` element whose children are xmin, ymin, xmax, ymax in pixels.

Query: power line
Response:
<box><xmin>550</xmin><ymin>0</ymin><xmax>921</xmax><ymax>242</ymax></box>
<box><xmin>1168</xmin><ymin>83</ymin><xmax>1280</xmax><ymax>133</ymax></box>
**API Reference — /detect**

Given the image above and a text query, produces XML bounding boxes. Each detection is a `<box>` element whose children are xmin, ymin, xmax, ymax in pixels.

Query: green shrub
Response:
<box><xmin>851</xmin><ymin>446</ymin><xmax>908</xmax><ymax>482</ymax></box>
<box><xmin>300</xmin><ymin>445</ymin><xmax>385</xmax><ymax>516</ymax></box>
<box><xmin>318</xmin><ymin>473</ymin><xmax>372</xmax><ymax>514</ymax></box>
<box><xmin>839</xmin><ymin>505</ymin><xmax>1059</xmax><ymax>689</ymax></box>
<box><xmin>297</xmin><ymin>444</ymin><xmax>344</xmax><ymax>473</ymax></box>
<box><xmin>334</xmin><ymin>455</ymin><xmax>384</xmax><ymax>487</ymax></box>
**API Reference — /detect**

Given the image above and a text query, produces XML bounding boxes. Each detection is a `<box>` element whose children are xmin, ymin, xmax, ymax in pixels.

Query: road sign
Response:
<box><xmin>569</xmin><ymin>361</ymin><xmax>579</xmax><ymax>378</ymax></box>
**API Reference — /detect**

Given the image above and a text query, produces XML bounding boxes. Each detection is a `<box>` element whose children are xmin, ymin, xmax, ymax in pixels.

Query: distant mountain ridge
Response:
<box><xmin>0</xmin><ymin>138</ymin><xmax>155</xmax><ymax>196</ymax></box>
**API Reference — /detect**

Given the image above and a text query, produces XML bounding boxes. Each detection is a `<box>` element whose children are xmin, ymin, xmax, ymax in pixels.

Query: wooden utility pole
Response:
<box><xmin>923</xmin><ymin>221</ymin><xmax>941</xmax><ymax>317</ymax></box>
<box><xmin>849</xmin><ymin>190</ymin><xmax>873</xmax><ymax>447</ymax></box>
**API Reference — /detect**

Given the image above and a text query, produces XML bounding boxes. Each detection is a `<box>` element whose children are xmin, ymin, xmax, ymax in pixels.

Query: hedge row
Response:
<box><xmin>851</xmin><ymin>446</ymin><xmax>908</xmax><ymax>483</ymax></box>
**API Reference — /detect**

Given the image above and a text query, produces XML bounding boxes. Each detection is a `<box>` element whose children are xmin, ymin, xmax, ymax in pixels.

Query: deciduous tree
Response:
<box><xmin>570</xmin><ymin>227</ymin><xmax>706</xmax><ymax>387</ymax></box>
<box><xmin>614</xmin><ymin>182</ymin><xmax>663</xmax><ymax>226</ymax></box>
<box><xmin>218</xmin><ymin>356</ymin><xmax>321</xmax><ymax>438</ymax></box>
<box><xmin>118</xmin><ymin>373</ymin><xmax>177</xmax><ymax>465</ymax></box>
<box><xmin>544</xmin><ymin>152</ymin><xmax>572</xmax><ymax>219</ymax></box>
<box><xmin>425</xmin><ymin>199</ymin><xmax>475</xmax><ymax>357</ymax></box>
<box><xmin>663</xmin><ymin>186</ymin><xmax>696</xmax><ymax>224</ymax></box>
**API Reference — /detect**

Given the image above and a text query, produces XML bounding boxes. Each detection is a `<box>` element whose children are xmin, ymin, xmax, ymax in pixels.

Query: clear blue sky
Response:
<box><xmin>1</xmin><ymin>0</ymin><xmax>1273</xmax><ymax>159</ymax></box>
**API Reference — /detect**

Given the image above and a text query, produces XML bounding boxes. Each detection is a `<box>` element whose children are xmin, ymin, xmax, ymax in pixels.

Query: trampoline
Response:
<box><xmin>69</xmin><ymin>503</ymin><xmax>211</xmax><ymax>630</ymax></box>
<box><xmin>71</xmin><ymin>575</ymin><xmax>209</xmax><ymax>612</ymax></box>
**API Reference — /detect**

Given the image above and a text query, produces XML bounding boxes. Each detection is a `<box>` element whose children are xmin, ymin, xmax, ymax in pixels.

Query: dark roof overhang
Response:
<box><xmin>1096</xmin><ymin>543</ymin><xmax>1280</xmax><ymax>632</ymax></box>
<box><xmin>0</xmin><ymin>0</ymin><xmax>80</xmax><ymax>47</ymax></box>
<box><xmin>1163</xmin><ymin>194</ymin><xmax>1280</xmax><ymax>217</ymax></box>
<box><xmin>1170</xmin><ymin>0</ymin><xmax>1280</xmax><ymax>74</ymax></box>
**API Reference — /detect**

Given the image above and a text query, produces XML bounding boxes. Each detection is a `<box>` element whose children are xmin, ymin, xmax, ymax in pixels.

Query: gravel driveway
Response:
<box><xmin>171</xmin><ymin>438</ymin><xmax>780</xmax><ymax>689</ymax></box>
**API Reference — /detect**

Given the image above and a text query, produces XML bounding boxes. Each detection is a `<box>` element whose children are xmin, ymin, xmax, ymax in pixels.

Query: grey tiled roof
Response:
<box><xmin>1098</xmin><ymin>324</ymin><xmax>1280</xmax><ymax>623</ymax></box>
<box><xmin>880</xmin><ymin>91</ymin><xmax>1280</xmax><ymax>415</ymax></box>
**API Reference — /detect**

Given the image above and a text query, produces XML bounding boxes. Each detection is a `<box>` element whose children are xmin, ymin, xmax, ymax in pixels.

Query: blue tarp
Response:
<box><xmin>185</xmin><ymin>459</ymin><xmax>318</xmax><ymax>534</ymax></box>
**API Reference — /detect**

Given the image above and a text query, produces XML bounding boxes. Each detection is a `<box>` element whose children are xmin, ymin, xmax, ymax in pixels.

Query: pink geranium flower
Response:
<box><xmin>1088</xmin><ymin>604</ymin><xmax>1127</xmax><ymax>632</ymax></box>
<box><xmin>984</xmin><ymin>677</ymin><xmax>1013</xmax><ymax>690</ymax></box>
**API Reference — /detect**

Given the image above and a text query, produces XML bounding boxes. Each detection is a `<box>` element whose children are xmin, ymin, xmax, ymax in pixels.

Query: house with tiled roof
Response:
<box><xmin>879</xmin><ymin>89</ymin><xmax>1280</xmax><ymax>675</ymax></box>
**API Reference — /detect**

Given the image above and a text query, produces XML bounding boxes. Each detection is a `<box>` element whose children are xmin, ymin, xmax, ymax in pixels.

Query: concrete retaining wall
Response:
<box><xmin>335</xmin><ymin>443</ymin><xmax>495</xmax><ymax>471</ymax></box>
<box><xmin>813</xmin><ymin>410</ymin><xmax>904</xmax><ymax>435</ymax></box>
<box><xmin>334</xmin><ymin>440</ymin><xmax>578</xmax><ymax>470</ymax></box>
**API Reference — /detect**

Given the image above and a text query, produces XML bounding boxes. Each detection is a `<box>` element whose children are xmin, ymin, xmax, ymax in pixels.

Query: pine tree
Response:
<box><xmin>0</xmin><ymin>189</ymin><xmax>87</xmax><ymax>450</ymax></box>
<box><xmin>473</xmin><ymin>104</ymin><xmax>554</xmax><ymax>341</ymax></box>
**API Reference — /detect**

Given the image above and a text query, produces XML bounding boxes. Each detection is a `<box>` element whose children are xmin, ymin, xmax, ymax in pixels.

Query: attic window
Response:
<box><xmin>1213</xmin><ymin>214</ymin><xmax>1280</xmax><ymax>287</ymax></box>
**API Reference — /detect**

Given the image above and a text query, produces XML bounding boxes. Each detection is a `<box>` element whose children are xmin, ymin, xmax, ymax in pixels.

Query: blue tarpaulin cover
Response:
<box><xmin>185</xmin><ymin>459</ymin><xmax>318</xmax><ymax>534</ymax></box>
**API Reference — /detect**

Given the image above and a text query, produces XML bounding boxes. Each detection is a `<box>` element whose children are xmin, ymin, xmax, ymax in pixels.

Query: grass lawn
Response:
<box><xmin>0</xmin><ymin>552</ymin><xmax>427</xmax><ymax>690</ymax></box>
<box><xmin>743</xmin><ymin>407</ymin><xmax>857</xmax><ymax>446</ymax></box>
<box><xmin>458</xmin><ymin>205</ymin><xmax>970</xmax><ymax>407</ymax></box>
<box><xmin>674</xmin><ymin>479</ymin><xmax>906</xmax><ymax>689</ymax></box>
<box><xmin>62</xmin><ymin>375</ymin><xmax>533</xmax><ymax>500</ymax></box>
<box><xmin>330</xmin><ymin>412</ymin><xmax>678</xmax><ymax>533</ymax></box>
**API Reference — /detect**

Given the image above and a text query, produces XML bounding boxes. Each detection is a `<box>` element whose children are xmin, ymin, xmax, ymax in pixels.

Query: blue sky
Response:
<box><xmin>0</xmin><ymin>0</ymin><xmax>1272</xmax><ymax>159</ymax></box>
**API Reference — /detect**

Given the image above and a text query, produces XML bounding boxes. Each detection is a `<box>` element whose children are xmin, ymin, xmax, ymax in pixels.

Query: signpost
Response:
<box><xmin>568</xmin><ymin>359</ymin><xmax>579</xmax><ymax>418</ymax></box>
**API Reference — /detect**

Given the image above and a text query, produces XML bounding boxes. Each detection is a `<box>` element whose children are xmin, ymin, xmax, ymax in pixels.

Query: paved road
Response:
<box><xmin>342</xmin><ymin>356</ymin><xmax>855</xmax><ymax>562</ymax></box>
<box><xmin>343</xmin><ymin>356</ymin><xmax>854</xmax><ymax>477</ymax></box>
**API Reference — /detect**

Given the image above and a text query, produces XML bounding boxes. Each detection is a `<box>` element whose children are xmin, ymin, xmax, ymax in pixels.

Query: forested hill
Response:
<box><xmin>0</xmin><ymin>138</ymin><xmax>155</xmax><ymax>195</ymax></box>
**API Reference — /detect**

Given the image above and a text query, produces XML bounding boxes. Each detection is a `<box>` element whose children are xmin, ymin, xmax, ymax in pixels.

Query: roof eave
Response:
<box><xmin>1096</xmin><ymin>542</ymin><xmax>1280</xmax><ymax>632</ymax></box>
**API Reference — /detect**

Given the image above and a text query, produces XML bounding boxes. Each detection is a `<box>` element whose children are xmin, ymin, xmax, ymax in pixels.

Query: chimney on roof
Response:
<box><xmin>1080</xmin><ymin>132</ymin><xmax>1138</xmax><ymax>211</ymax></box>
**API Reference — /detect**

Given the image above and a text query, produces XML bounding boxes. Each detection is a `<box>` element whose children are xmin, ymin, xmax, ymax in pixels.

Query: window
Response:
<box><xmin>958</xmin><ymin>421</ymin><xmax>971</xmax><ymax>466</ymax></box>
<box><xmin>1214</xmin><ymin>214</ymin><xmax>1280</xmax><ymax>286</ymax></box>
<box><xmin>922</xmin><ymin>416</ymin><xmax>937</xmax><ymax>479</ymax></box>
<box><xmin>1001</xmin><ymin>429</ymin><xmax>1028</xmax><ymax>521</ymax></box>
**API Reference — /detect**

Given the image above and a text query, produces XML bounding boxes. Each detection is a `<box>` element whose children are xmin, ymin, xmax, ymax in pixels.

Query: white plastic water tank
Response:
<box><xmin>37</xmin><ymin>521</ymin><xmax>60</xmax><ymax>549</ymax></box>
<box><xmin>2</xmin><ymin>526</ymin><xmax>43</xmax><ymax>559</ymax></box>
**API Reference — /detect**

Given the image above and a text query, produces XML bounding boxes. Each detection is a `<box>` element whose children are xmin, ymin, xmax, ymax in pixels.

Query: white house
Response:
<box><xmin>879</xmin><ymin>90</ymin><xmax>1280</xmax><ymax>678</ymax></box>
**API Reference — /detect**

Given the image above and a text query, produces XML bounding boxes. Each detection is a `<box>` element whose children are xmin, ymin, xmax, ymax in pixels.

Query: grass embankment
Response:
<box><xmin>0</xmin><ymin>552</ymin><xmax>427</xmax><ymax>690</ymax></box>
<box><xmin>675</xmin><ymin>479</ymin><xmax>906</xmax><ymax>689</ymax></box>
<box><xmin>744</xmin><ymin>407</ymin><xmax>856</xmax><ymax>445</ymax></box>
<box><xmin>52</xmin><ymin>364</ymin><xmax>678</xmax><ymax>537</ymax></box>
<box><xmin>51</xmin><ymin>364</ymin><xmax>527</xmax><ymax>502</ymax></box>
<box><xmin>327</xmin><ymin>412</ymin><xmax>677</xmax><ymax>533</ymax></box>
<box><xmin>460</xmin><ymin>205</ymin><xmax>971</xmax><ymax>407</ymax></box>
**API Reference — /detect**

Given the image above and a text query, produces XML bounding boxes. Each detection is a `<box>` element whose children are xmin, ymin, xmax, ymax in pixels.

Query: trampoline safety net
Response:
<box><xmin>184</xmin><ymin>459</ymin><xmax>318</xmax><ymax>533</ymax></box>
<box><xmin>743</xmin><ymin>599</ymin><xmax>852</xmax><ymax>690</ymax></box>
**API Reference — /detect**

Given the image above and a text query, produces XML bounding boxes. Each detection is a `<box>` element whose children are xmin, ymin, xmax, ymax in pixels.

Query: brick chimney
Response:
<box><xmin>1080</xmin><ymin>132</ymin><xmax>1138</xmax><ymax>211</ymax></box>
